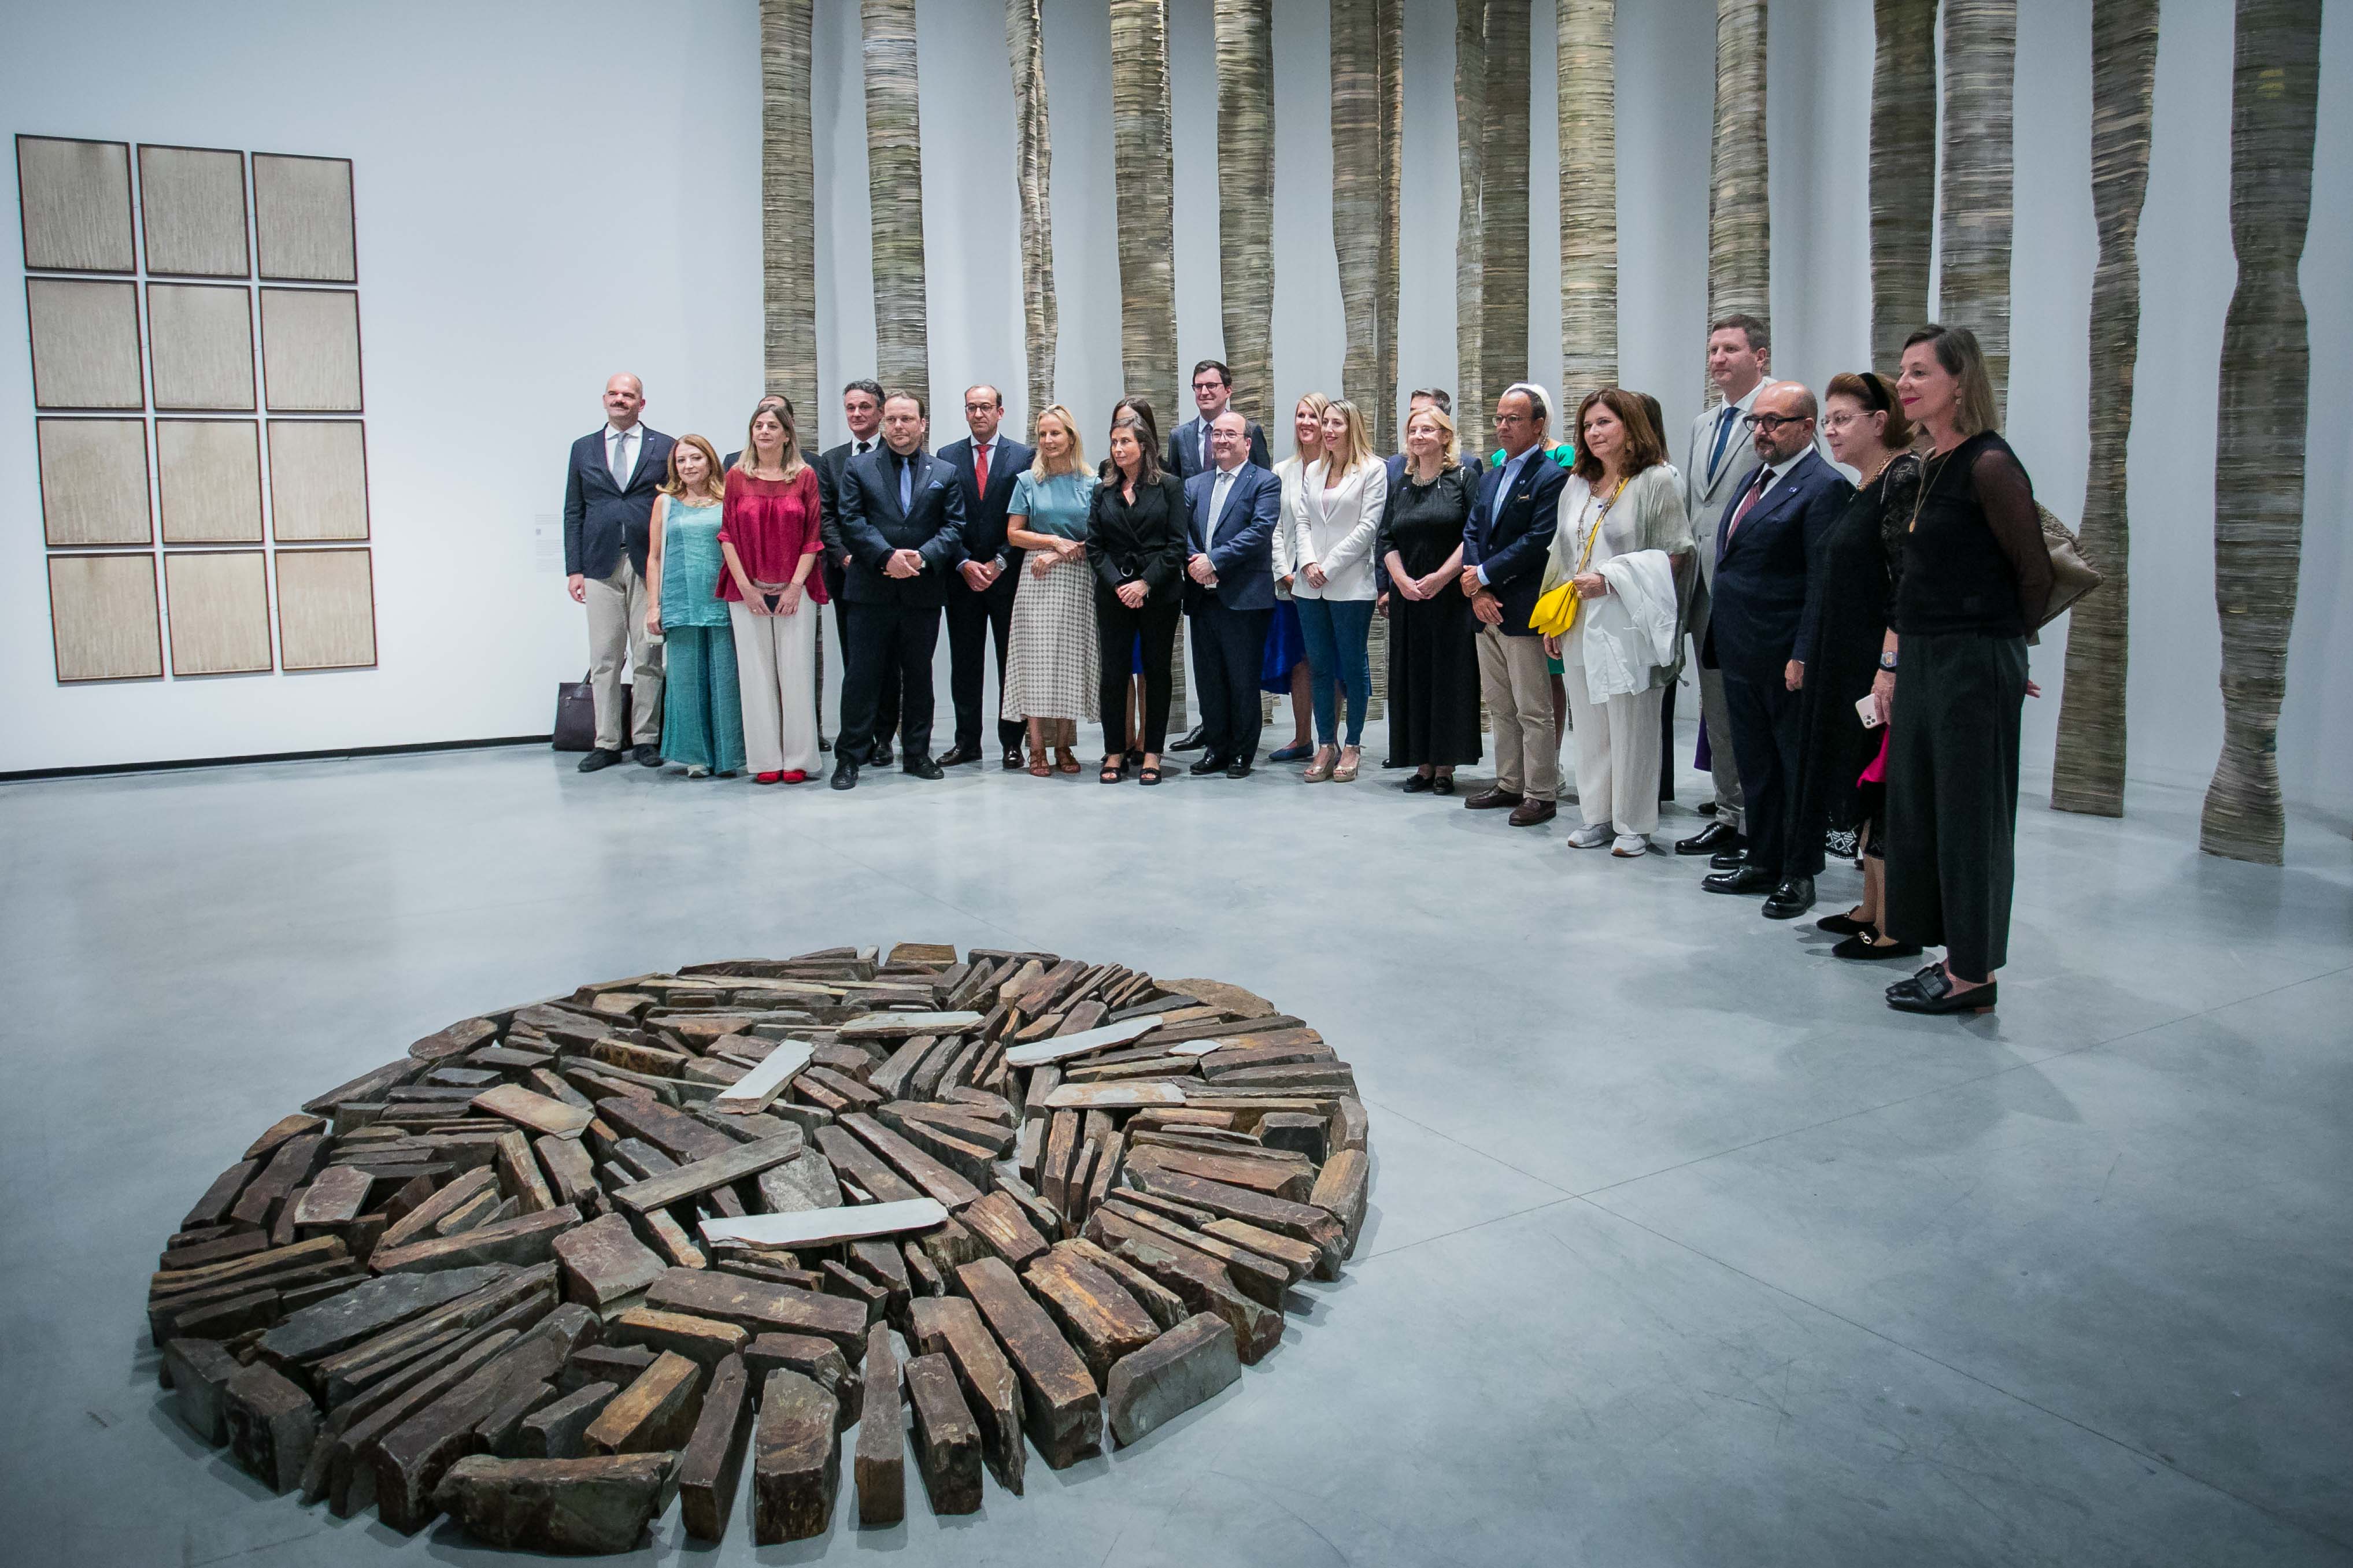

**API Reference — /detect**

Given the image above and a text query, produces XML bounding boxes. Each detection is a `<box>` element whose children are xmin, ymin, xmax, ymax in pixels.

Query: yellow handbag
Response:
<box><xmin>1529</xmin><ymin>478</ymin><xmax>1623</xmax><ymax>637</ymax></box>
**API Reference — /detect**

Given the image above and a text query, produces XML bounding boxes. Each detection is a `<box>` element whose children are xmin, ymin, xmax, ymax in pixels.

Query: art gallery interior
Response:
<box><xmin>1</xmin><ymin>1</ymin><xmax>2347</xmax><ymax>1565</ymax></box>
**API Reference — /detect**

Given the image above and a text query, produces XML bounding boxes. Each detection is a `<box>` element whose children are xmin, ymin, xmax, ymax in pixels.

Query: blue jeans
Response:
<box><xmin>1294</xmin><ymin>596</ymin><xmax>1373</xmax><ymax>746</ymax></box>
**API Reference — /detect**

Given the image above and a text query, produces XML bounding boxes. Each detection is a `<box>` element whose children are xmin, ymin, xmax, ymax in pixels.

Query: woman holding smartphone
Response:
<box><xmin>719</xmin><ymin>401</ymin><xmax>827</xmax><ymax>784</ymax></box>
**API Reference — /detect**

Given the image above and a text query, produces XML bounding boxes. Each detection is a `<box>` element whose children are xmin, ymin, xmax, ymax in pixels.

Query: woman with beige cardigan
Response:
<box><xmin>1540</xmin><ymin>388</ymin><xmax>1693</xmax><ymax>855</ymax></box>
<box><xmin>1277</xmin><ymin>398</ymin><xmax>1388</xmax><ymax>781</ymax></box>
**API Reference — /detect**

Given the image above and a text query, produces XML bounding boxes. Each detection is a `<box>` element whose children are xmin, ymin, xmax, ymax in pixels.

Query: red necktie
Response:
<box><xmin>974</xmin><ymin>442</ymin><xmax>989</xmax><ymax>495</ymax></box>
<box><xmin>1726</xmin><ymin>466</ymin><xmax>1770</xmax><ymax>540</ymax></box>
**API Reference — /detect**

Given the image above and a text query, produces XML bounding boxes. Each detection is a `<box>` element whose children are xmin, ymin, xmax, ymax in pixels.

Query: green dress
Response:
<box><xmin>654</xmin><ymin>498</ymin><xmax>745</xmax><ymax>774</ymax></box>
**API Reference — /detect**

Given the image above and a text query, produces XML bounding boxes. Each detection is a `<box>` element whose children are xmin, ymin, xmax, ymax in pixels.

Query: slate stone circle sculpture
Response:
<box><xmin>150</xmin><ymin>944</ymin><xmax>1371</xmax><ymax>1552</ymax></box>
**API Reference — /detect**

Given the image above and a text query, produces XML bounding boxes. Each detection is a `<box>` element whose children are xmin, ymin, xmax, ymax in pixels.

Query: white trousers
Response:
<box><xmin>584</xmin><ymin>557</ymin><xmax>663</xmax><ymax>750</ymax></box>
<box><xmin>1564</xmin><ymin>659</ymin><xmax>1665</xmax><ymax>835</ymax></box>
<box><xmin>729</xmin><ymin>599</ymin><xmax>820</xmax><ymax>774</ymax></box>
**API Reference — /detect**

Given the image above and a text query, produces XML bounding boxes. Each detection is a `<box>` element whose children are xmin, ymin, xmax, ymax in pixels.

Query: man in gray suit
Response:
<box><xmin>1675</xmin><ymin>314</ymin><xmax>1771</xmax><ymax>858</ymax></box>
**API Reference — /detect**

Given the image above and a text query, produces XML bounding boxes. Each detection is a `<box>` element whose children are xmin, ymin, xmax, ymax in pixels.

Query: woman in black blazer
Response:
<box><xmin>1090</xmin><ymin>412</ymin><xmax>1188</xmax><ymax>784</ymax></box>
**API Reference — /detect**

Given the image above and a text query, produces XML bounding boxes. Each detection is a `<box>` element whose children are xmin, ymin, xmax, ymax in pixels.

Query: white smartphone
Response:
<box><xmin>1856</xmin><ymin>692</ymin><xmax>1882</xmax><ymax>730</ymax></box>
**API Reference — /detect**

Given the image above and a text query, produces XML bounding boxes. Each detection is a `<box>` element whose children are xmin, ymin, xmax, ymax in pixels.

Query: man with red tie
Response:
<box><xmin>1699</xmin><ymin>381</ymin><xmax>1853</xmax><ymax>918</ymax></box>
<box><xmin>938</xmin><ymin>385</ymin><xmax>1035</xmax><ymax>768</ymax></box>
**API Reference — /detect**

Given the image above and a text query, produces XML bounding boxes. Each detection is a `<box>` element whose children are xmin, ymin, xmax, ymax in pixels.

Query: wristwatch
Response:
<box><xmin>1878</xmin><ymin>651</ymin><xmax>1899</xmax><ymax>671</ymax></box>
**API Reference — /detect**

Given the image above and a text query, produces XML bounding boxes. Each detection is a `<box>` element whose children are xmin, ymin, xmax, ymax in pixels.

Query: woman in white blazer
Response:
<box><xmin>1540</xmin><ymin>387</ymin><xmax>1693</xmax><ymax>855</ymax></box>
<box><xmin>1277</xmin><ymin>398</ymin><xmax>1387</xmax><ymax>781</ymax></box>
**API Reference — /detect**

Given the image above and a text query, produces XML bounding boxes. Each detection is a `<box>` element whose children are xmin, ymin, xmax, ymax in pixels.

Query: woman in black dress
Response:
<box><xmin>1379</xmin><ymin>404</ymin><xmax>1482</xmax><ymax>791</ymax></box>
<box><xmin>1089</xmin><ymin>412</ymin><xmax>1188</xmax><ymax>785</ymax></box>
<box><xmin>1789</xmin><ymin>371</ymin><xmax>1922</xmax><ymax>959</ymax></box>
<box><xmin>1880</xmin><ymin>325</ymin><xmax>2054</xmax><ymax>1014</ymax></box>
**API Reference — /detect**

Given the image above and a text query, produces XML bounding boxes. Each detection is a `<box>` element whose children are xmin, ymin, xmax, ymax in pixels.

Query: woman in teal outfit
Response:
<box><xmin>642</xmin><ymin>434</ymin><xmax>745</xmax><ymax>777</ymax></box>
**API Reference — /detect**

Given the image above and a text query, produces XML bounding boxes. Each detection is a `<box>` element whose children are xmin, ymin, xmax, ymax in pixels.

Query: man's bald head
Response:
<box><xmin>1748</xmin><ymin>380</ymin><xmax>1818</xmax><ymax>464</ymax></box>
<box><xmin>603</xmin><ymin>374</ymin><xmax>645</xmax><ymax>429</ymax></box>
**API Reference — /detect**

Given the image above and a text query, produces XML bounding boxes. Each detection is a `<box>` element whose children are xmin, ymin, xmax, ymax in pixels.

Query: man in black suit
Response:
<box><xmin>1166</xmin><ymin>359</ymin><xmax>1272</xmax><ymax>480</ymax></box>
<box><xmin>937</xmin><ymin>385</ymin><xmax>1035</xmax><ymax>769</ymax></box>
<box><xmin>1700</xmin><ymin>381</ymin><xmax>1854</xmax><ymax>917</ymax></box>
<box><xmin>830</xmin><ymin>390</ymin><xmax>967</xmax><ymax>789</ymax></box>
<box><xmin>1459</xmin><ymin>384</ymin><xmax>1570</xmax><ymax>826</ymax></box>
<box><xmin>562</xmin><ymin>373</ymin><xmax>674</xmax><ymax>773</ymax></box>
<box><xmin>815</xmin><ymin>381</ymin><xmax>895</xmax><ymax>763</ymax></box>
<box><xmin>1182</xmin><ymin>411</ymin><xmax>1283</xmax><ymax>776</ymax></box>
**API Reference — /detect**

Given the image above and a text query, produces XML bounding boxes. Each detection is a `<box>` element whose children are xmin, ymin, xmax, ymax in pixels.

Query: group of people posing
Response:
<box><xmin>560</xmin><ymin>317</ymin><xmax>2048</xmax><ymax>1016</ymax></box>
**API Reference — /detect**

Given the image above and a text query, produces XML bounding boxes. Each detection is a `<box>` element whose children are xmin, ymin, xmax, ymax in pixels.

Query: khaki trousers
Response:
<box><xmin>1564</xmin><ymin>659</ymin><xmax>1665</xmax><ymax>835</ymax></box>
<box><xmin>1475</xmin><ymin>623</ymin><xmax>1559</xmax><ymax>800</ymax></box>
<box><xmin>729</xmin><ymin>598</ymin><xmax>820</xmax><ymax>774</ymax></box>
<box><xmin>584</xmin><ymin>557</ymin><xmax>663</xmax><ymax>750</ymax></box>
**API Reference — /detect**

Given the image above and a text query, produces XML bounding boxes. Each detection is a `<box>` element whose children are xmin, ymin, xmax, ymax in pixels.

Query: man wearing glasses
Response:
<box><xmin>1677</xmin><ymin>315</ymin><xmax>1772</xmax><ymax>858</ymax></box>
<box><xmin>1699</xmin><ymin>382</ymin><xmax>1853</xmax><ymax>918</ymax></box>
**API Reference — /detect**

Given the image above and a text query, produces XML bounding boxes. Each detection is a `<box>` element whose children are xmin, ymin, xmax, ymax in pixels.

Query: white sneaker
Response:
<box><xmin>685</xmin><ymin>765</ymin><xmax>711</xmax><ymax>779</ymax></box>
<box><xmin>1566</xmin><ymin>822</ymin><xmax>1612</xmax><ymax>849</ymax></box>
<box><xmin>1611</xmin><ymin>832</ymin><xmax>1649</xmax><ymax>857</ymax></box>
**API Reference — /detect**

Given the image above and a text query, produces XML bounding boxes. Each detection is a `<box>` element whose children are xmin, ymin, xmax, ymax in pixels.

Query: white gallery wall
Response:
<box><xmin>5</xmin><ymin>0</ymin><xmax>2347</xmax><ymax>829</ymax></box>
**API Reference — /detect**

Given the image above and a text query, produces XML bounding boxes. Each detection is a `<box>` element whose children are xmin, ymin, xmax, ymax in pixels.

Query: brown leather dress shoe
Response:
<box><xmin>1464</xmin><ymin>786</ymin><xmax>1525</xmax><ymax>810</ymax></box>
<box><xmin>1508</xmin><ymin>798</ymin><xmax>1557</xmax><ymax>826</ymax></box>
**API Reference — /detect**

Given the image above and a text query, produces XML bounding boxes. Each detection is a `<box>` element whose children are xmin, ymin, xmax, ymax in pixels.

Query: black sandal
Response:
<box><xmin>1138</xmin><ymin>765</ymin><xmax>1164</xmax><ymax>786</ymax></box>
<box><xmin>1100</xmin><ymin>756</ymin><xmax>1126</xmax><ymax>784</ymax></box>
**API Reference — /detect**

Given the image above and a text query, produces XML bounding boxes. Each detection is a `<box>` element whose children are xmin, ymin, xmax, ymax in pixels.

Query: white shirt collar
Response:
<box><xmin>606</xmin><ymin>422</ymin><xmax>637</xmax><ymax>442</ymax></box>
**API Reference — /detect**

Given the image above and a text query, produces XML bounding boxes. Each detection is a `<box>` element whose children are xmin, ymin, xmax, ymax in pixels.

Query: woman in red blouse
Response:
<box><xmin>719</xmin><ymin>401</ymin><xmax>827</xmax><ymax>783</ymax></box>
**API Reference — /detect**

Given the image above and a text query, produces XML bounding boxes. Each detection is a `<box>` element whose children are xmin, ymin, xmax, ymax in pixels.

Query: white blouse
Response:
<box><xmin>1280</xmin><ymin>457</ymin><xmax>1388</xmax><ymax>601</ymax></box>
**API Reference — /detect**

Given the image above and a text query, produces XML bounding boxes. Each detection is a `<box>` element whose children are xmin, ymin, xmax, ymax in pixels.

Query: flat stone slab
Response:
<box><xmin>1042</xmin><ymin>1081</ymin><xmax>1189</xmax><ymax>1110</ymax></box>
<box><xmin>1105</xmin><ymin>1313</ymin><xmax>1241</xmax><ymax>1446</ymax></box>
<box><xmin>433</xmin><ymin>1453</ymin><xmax>671</xmax><ymax>1554</ymax></box>
<box><xmin>836</xmin><ymin>1010</ymin><xmax>983</xmax><ymax>1041</ymax></box>
<box><xmin>710</xmin><ymin>1040</ymin><xmax>814</xmax><ymax>1113</ymax></box>
<box><xmin>1002</xmin><ymin>1014</ymin><xmax>1169</xmax><ymax>1069</ymax></box>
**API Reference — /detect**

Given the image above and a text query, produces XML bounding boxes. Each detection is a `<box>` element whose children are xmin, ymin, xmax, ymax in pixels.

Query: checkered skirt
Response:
<box><xmin>1004</xmin><ymin>553</ymin><xmax>1100</xmax><ymax>723</ymax></box>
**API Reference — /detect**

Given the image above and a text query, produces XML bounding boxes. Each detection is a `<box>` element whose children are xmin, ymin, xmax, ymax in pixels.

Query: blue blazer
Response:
<box><xmin>1461</xmin><ymin>451</ymin><xmax>1568</xmax><ymax>636</ymax></box>
<box><xmin>1181</xmin><ymin>462</ymin><xmax>1281</xmax><ymax>613</ymax></box>
<box><xmin>1707</xmin><ymin>447</ymin><xmax>1853</xmax><ymax>676</ymax></box>
<box><xmin>939</xmin><ymin>434</ymin><xmax>1035</xmax><ymax>572</ymax></box>
<box><xmin>1167</xmin><ymin>415</ymin><xmax>1271</xmax><ymax>480</ymax></box>
<box><xmin>562</xmin><ymin>425</ymin><xmax>674</xmax><ymax>580</ymax></box>
<box><xmin>836</xmin><ymin>446</ymin><xmax>969</xmax><ymax>607</ymax></box>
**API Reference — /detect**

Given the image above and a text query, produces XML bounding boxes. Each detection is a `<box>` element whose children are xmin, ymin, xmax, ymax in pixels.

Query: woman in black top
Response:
<box><xmin>1790</xmin><ymin>371</ymin><xmax>1922</xmax><ymax>959</ymax></box>
<box><xmin>1379</xmin><ymin>403</ymin><xmax>1482</xmax><ymax>791</ymax></box>
<box><xmin>1090</xmin><ymin>413</ymin><xmax>1188</xmax><ymax>784</ymax></box>
<box><xmin>1880</xmin><ymin>325</ymin><xmax>2054</xmax><ymax>1014</ymax></box>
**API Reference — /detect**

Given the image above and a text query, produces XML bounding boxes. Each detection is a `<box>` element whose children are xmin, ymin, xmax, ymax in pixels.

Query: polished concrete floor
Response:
<box><xmin>2</xmin><ymin>720</ymin><xmax>2348</xmax><ymax>1567</ymax></box>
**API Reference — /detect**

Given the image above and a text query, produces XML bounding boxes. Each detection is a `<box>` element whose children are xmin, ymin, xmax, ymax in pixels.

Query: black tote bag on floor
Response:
<box><xmin>552</xmin><ymin>673</ymin><xmax>629</xmax><ymax>751</ymax></box>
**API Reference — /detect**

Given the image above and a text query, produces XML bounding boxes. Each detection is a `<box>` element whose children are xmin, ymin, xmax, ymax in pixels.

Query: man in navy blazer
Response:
<box><xmin>1181</xmin><ymin>412</ymin><xmax>1283</xmax><ymax>777</ymax></box>
<box><xmin>830</xmin><ymin>390</ymin><xmax>968</xmax><ymax>789</ymax></box>
<box><xmin>1166</xmin><ymin>359</ymin><xmax>1271</xmax><ymax>479</ymax></box>
<box><xmin>937</xmin><ymin>385</ymin><xmax>1035</xmax><ymax>769</ymax></box>
<box><xmin>562</xmin><ymin>373</ymin><xmax>674</xmax><ymax>772</ymax></box>
<box><xmin>1700</xmin><ymin>381</ymin><xmax>1854</xmax><ymax>915</ymax></box>
<box><xmin>1459</xmin><ymin>384</ymin><xmax>1570</xmax><ymax>825</ymax></box>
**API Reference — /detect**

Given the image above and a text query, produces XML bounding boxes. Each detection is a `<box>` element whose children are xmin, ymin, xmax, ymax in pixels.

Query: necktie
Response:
<box><xmin>898</xmin><ymin>454</ymin><xmax>913</xmax><ymax>513</ymax></box>
<box><xmin>1725</xmin><ymin>466</ymin><xmax>1771</xmax><ymax>542</ymax></box>
<box><xmin>1708</xmin><ymin>403</ymin><xmax>1738</xmax><ymax>476</ymax></box>
<box><xmin>973</xmin><ymin>440</ymin><xmax>989</xmax><ymax>495</ymax></box>
<box><xmin>856</xmin><ymin>440</ymin><xmax>871</xmax><ymax>456</ymax></box>
<box><xmin>609</xmin><ymin>428</ymin><xmax>630</xmax><ymax>485</ymax></box>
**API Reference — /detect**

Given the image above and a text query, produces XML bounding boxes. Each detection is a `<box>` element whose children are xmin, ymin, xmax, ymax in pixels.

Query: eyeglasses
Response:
<box><xmin>1742</xmin><ymin>413</ymin><xmax>1808</xmax><ymax>432</ymax></box>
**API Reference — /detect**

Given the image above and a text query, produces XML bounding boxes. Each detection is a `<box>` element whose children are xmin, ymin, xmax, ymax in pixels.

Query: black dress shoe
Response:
<box><xmin>1702</xmin><ymin>865</ymin><xmax>1778</xmax><ymax>895</ymax></box>
<box><xmin>1001</xmin><ymin>747</ymin><xmax>1024</xmax><ymax>770</ymax></box>
<box><xmin>1886</xmin><ymin>968</ymin><xmax>1997</xmax><ymax>1014</ymax></box>
<box><xmin>871</xmin><ymin>743</ymin><xmax>894</xmax><ymax>769</ymax></box>
<box><xmin>830</xmin><ymin>761</ymin><xmax>859</xmax><ymax>790</ymax></box>
<box><xmin>1675</xmin><ymin>822</ymin><xmax>1744</xmax><ymax>856</ymax></box>
<box><xmin>1432</xmin><ymin>774</ymin><xmax>1456</xmax><ymax>796</ymax></box>
<box><xmin>1711</xmin><ymin>848</ymin><xmax>1748</xmax><ymax>871</ymax></box>
<box><xmin>1833</xmin><ymin>929</ymin><xmax>1924</xmax><ymax>960</ymax></box>
<box><xmin>1401</xmin><ymin>773</ymin><xmax>1436</xmax><ymax>794</ymax></box>
<box><xmin>575</xmin><ymin>748</ymin><xmax>622</xmax><ymax>773</ymax></box>
<box><xmin>937</xmin><ymin>743</ymin><xmax>982</xmax><ymax>767</ymax></box>
<box><xmin>1697</xmin><ymin>801</ymin><xmax>1718</xmax><ymax>818</ymax></box>
<box><xmin>1224</xmin><ymin>759</ymin><xmax>1253</xmax><ymax>779</ymax></box>
<box><xmin>1464</xmin><ymin>786</ymin><xmax>1523</xmax><ymax>810</ymax></box>
<box><xmin>902</xmin><ymin>755</ymin><xmax>945</xmax><ymax>780</ymax></box>
<box><xmin>1761</xmin><ymin>876</ymin><xmax>1816</xmax><ymax>919</ymax></box>
<box><xmin>633</xmin><ymin>744</ymin><xmax>662</xmax><ymax>767</ymax></box>
<box><xmin>1189</xmin><ymin>753</ymin><xmax>1229</xmax><ymax>776</ymax></box>
<box><xmin>1170</xmin><ymin>725</ymin><xmax>1208</xmax><ymax>753</ymax></box>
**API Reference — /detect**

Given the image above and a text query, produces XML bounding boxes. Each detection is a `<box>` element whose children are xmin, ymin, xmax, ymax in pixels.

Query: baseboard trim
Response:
<box><xmin>0</xmin><ymin>735</ymin><xmax>554</xmax><ymax>784</ymax></box>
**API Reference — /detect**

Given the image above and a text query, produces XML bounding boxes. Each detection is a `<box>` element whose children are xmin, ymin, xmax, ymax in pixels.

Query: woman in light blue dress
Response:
<box><xmin>1002</xmin><ymin>405</ymin><xmax>1100</xmax><ymax>775</ymax></box>
<box><xmin>642</xmin><ymin>435</ymin><xmax>744</xmax><ymax>777</ymax></box>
